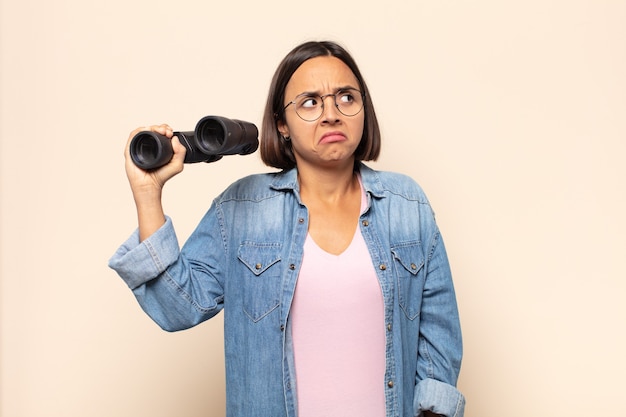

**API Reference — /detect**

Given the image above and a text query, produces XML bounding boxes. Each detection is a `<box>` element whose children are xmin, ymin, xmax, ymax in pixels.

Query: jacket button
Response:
<box><xmin>410</xmin><ymin>263</ymin><xmax>417</xmax><ymax>270</ymax></box>
<box><xmin>387</xmin><ymin>323</ymin><xmax>392</xmax><ymax>331</ymax></box>
<box><xmin>255</xmin><ymin>263</ymin><xmax>262</xmax><ymax>270</ymax></box>
<box><xmin>387</xmin><ymin>380</ymin><xmax>394</xmax><ymax>388</ymax></box>
<box><xmin>298</xmin><ymin>218</ymin><xmax>305</xmax><ymax>224</ymax></box>
<box><xmin>379</xmin><ymin>264</ymin><xmax>387</xmax><ymax>271</ymax></box>
<box><xmin>362</xmin><ymin>220</ymin><xmax>369</xmax><ymax>226</ymax></box>
<box><xmin>280</xmin><ymin>324</ymin><xmax>285</xmax><ymax>331</ymax></box>
<box><xmin>289</xmin><ymin>264</ymin><xmax>296</xmax><ymax>270</ymax></box>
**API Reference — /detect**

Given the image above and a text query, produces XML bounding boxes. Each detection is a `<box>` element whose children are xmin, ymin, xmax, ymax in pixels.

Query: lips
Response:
<box><xmin>319</xmin><ymin>131</ymin><xmax>347</xmax><ymax>144</ymax></box>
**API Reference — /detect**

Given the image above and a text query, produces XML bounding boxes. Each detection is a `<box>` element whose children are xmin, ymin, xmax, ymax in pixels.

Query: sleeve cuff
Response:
<box><xmin>108</xmin><ymin>217</ymin><xmax>180</xmax><ymax>289</ymax></box>
<box><xmin>414</xmin><ymin>378</ymin><xmax>465</xmax><ymax>417</ymax></box>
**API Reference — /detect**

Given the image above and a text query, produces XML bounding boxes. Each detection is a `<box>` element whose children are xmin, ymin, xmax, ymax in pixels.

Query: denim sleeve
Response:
<box><xmin>108</xmin><ymin>216</ymin><xmax>225</xmax><ymax>331</ymax></box>
<box><xmin>414</xmin><ymin>379</ymin><xmax>465</xmax><ymax>417</ymax></box>
<box><xmin>108</xmin><ymin>217</ymin><xmax>181</xmax><ymax>290</ymax></box>
<box><xmin>413</xmin><ymin>231</ymin><xmax>465</xmax><ymax>417</ymax></box>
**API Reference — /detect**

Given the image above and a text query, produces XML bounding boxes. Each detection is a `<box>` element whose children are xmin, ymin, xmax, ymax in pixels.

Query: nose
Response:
<box><xmin>320</xmin><ymin>94</ymin><xmax>340</xmax><ymax>123</ymax></box>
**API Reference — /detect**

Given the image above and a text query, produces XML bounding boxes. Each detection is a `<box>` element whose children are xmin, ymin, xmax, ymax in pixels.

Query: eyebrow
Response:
<box><xmin>295</xmin><ymin>85</ymin><xmax>359</xmax><ymax>97</ymax></box>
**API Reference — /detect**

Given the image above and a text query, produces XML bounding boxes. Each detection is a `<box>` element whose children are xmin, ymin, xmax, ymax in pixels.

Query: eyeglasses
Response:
<box><xmin>283</xmin><ymin>88</ymin><xmax>365</xmax><ymax>122</ymax></box>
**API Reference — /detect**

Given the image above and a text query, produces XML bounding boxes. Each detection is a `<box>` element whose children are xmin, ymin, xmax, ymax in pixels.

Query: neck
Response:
<box><xmin>297</xmin><ymin>160</ymin><xmax>358</xmax><ymax>203</ymax></box>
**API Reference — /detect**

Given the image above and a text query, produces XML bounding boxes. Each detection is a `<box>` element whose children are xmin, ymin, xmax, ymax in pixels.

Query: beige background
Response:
<box><xmin>1</xmin><ymin>0</ymin><xmax>625</xmax><ymax>416</ymax></box>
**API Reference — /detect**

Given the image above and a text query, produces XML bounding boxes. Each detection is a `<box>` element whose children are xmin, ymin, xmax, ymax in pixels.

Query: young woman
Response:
<box><xmin>110</xmin><ymin>40</ymin><xmax>465</xmax><ymax>417</ymax></box>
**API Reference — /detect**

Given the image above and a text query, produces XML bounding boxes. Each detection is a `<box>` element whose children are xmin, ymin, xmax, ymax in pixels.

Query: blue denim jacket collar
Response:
<box><xmin>270</xmin><ymin>163</ymin><xmax>387</xmax><ymax>199</ymax></box>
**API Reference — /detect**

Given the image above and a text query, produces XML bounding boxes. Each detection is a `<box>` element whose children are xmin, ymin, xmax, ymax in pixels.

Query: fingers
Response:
<box><xmin>150</xmin><ymin>123</ymin><xmax>174</xmax><ymax>138</ymax></box>
<box><xmin>126</xmin><ymin>123</ymin><xmax>173</xmax><ymax>142</ymax></box>
<box><xmin>167</xmin><ymin>135</ymin><xmax>187</xmax><ymax>170</ymax></box>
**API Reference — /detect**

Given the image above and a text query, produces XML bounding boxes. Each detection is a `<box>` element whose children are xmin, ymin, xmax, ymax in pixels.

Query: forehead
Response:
<box><xmin>285</xmin><ymin>56</ymin><xmax>359</xmax><ymax>94</ymax></box>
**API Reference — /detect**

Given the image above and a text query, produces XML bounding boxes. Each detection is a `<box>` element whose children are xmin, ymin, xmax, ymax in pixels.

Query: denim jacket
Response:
<box><xmin>109</xmin><ymin>163</ymin><xmax>465</xmax><ymax>417</ymax></box>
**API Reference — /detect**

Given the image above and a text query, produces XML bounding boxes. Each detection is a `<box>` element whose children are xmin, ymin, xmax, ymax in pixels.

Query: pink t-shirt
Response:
<box><xmin>290</xmin><ymin>183</ymin><xmax>386</xmax><ymax>416</ymax></box>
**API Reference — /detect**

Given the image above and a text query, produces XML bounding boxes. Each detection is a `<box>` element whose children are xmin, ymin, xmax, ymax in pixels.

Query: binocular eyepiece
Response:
<box><xmin>130</xmin><ymin>116</ymin><xmax>259</xmax><ymax>170</ymax></box>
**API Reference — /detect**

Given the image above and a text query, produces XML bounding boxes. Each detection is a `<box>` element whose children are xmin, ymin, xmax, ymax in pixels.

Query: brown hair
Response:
<box><xmin>260</xmin><ymin>41</ymin><xmax>381</xmax><ymax>170</ymax></box>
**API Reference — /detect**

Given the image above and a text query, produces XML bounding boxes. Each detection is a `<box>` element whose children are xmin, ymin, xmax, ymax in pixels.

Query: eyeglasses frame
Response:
<box><xmin>282</xmin><ymin>88</ymin><xmax>365</xmax><ymax>122</ymax></box>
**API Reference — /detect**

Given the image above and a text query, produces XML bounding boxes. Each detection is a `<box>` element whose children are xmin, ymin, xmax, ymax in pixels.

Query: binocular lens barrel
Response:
<box><xmin>130</xmin><ymin>131</ymin><xmax>174</xmax><ymax>170</ymax></box>
<box><xmin>129</xmin><ymin>116</ymin><xmax>259</xmax><ymax>170</ymax></box>
<box><xmin>196</xmin><ymin>117</ymin><xmax>259</xmax><ymax>156</ymax></box>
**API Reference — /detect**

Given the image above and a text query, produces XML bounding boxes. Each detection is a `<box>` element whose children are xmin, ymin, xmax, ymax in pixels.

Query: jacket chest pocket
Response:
<box><xmin>391</xmin><ymin>242</ymin><xmax>426</xmax><ymax>320</ymax></box>
<box><xmin>238</xmin><ymin>242</ymin><xmax>282</xmax><ymax>322</ymax></box>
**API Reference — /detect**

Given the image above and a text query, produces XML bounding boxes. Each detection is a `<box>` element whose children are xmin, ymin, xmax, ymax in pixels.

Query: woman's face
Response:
<box><xmin>278</xmin><ymin>56</ymin><xmax>365</xmax><ymax>170</ymax></box>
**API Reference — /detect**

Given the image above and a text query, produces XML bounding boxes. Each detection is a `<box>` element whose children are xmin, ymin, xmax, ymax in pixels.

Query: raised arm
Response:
<box><xmin>123</xmin><ymin>124</ymin><xmax>186</xmax><ymax>241</ymax></box>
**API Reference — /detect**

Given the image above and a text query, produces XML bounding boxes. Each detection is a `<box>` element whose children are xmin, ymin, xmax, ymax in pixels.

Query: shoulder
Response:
<box><xmin>215</xmin><ymin>171</ymin><xmax>289</xmax><ymax>203</ymax></box>
<box><xmin>359</xmin><ymin>164</ymin><xmax>430</xmax><ymax>204</ymax></box>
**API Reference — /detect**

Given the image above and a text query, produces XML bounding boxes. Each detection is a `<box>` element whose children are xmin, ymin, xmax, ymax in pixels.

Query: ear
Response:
<box><xmin>277</xmin><ymin>119</ymin><xmax>290</xmax><ymax>138</ymax></box>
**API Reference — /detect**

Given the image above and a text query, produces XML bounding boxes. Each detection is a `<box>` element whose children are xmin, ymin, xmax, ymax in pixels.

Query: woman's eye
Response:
<box><xmin>338</xmin><ymin>93</ymin><xmax>355</xmax><ymax>104</ymax></box>
<box><xmin>300</xmin><ymin>97</ymin><xmax>318</xmax><ymax>108</ymax></box>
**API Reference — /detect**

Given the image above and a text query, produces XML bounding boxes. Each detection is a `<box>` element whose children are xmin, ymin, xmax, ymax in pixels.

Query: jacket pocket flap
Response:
<box><xmin>391</xmin><ymin>243</ymin><xmax>425</xmax><ymax>275</ymax></box>
<box><xmin>238</xmin><ymin>242</ymin><xmax>282</xmax><ymax>276</ymax></box>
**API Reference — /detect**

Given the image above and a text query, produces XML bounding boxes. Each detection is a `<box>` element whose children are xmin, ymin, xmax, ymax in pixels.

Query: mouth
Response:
<box><xmin>319</xmin><ymin>131</ymin><xmax>347</xmax><ymax>144</ymax></box>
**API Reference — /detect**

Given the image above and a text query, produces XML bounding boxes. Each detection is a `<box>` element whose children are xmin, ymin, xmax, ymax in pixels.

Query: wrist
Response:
<box><xmin>132</xmin><ymin>185</ymin><xmax>163</xmax><ymax>205</ymax></box>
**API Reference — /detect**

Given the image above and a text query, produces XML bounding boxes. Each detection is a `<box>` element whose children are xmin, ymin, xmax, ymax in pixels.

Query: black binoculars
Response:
<box><xmin>130</xmin><ymin>116</ymin><xmax>259</xmax><ymax>170</ymax></box>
